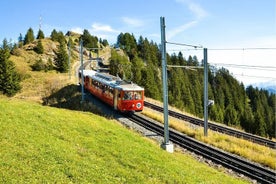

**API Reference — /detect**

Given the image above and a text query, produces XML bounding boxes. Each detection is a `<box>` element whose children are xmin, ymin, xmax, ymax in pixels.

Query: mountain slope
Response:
<box><xmin>0</xmin><ymin>98</ymin><xmax>249</xmax><ymax>183</ymax></box>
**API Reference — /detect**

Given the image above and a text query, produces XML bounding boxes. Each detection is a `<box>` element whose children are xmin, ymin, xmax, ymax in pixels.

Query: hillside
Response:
<box><xmin>0</xmin><ymin>36</ymin><xmax>253</xmax><ymax>183</ymax></box>
<box><xmin>0</xmin><ymin>97</ymin><xmax>250</xmax><ymax>183</ymax></box>
<box><xmin>10</xmin><ymin>38</ymin><xmax>78</xmax><ymax>102</ymax></box>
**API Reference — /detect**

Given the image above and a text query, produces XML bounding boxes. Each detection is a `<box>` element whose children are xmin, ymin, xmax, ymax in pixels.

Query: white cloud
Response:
<box><xmin>121</xmin><ymin>17</ymin><xmax>144</xmax><ymax>27</ymax></box>
<box><xmin>70</xmin><ymin>27</ymin><xmax>83</xmax><ymax>34</ymax></box>
<box><xmin>176</xmin><ymin>0</ymin><xmax>208</xmax><ymax>19</ymax></box>
<box><xmin>70</xmin><ymin>23</ymin><xmax>120</xmax><ymax>44</ymax></box>
<box><xmin>166</xmin><ymin>0</ymin><xmax>208</xmax><ymax>40</ymax></box>
<box><xmin>187</xmin><ymin>1</ymin><xmax>208</xmax><ymax>19</ymax></box>
<box><xmin>167</xmin><ymin>20</ymin><xmax>197</xmax><ymax>40</ymax></box>
<box><xmin>91</xmin><ymin>23</ymin><xmax>119</xmax><ymax>33</ymax></box>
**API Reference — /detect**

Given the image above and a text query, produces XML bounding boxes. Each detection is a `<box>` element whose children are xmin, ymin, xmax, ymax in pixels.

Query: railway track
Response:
<box><xmin>144</xmin><ymin>101</ymin><xmax>276</xmax><ymax>149</ymax></box>
<box><xmin>127</xmin><ymin>113</ymin><xmax>276</xmax><ymax>184</ymax></box>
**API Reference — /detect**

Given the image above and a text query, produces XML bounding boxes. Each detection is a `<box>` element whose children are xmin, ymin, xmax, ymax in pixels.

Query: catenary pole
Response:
<box><xmin>160</xmin><ymin>17</ymin><xmax>170</xmax><ymax>146</ymax></box>
<box><xmin>68</xmin><ymin>39</ymin><xmax>71</xmax><ymax>80</ymax></box>
<box><xmin>80</xmin><ymin>39</ymin><xmax>84</xmax><ymax>103</ymax></box>
<box><xmin>203</xmin><ymin>48</ymin><xmax>208</xmax><ymax>136</ymax></box>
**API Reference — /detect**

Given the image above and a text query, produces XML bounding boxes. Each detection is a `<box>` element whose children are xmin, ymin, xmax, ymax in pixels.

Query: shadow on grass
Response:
<box><xmin>42</xmin><ymin>84</ymin><xmax>104</xmax><ymax>116</ymax></box>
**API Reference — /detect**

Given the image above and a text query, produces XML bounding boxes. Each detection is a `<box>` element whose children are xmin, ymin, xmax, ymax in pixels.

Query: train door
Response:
<box><xmin>113</xmin><ymin>88</ymin><xmax>118</xmax><ymax>110</ymax></box>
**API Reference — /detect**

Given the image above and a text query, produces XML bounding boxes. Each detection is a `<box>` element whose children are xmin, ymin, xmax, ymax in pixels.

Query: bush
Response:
<box><xmin>34</xmin><ymin>40</ymin><xmax>44</xmax><ymax>54</ymax></box>
<box><xmin>31</xmin><ymin>58</ymin><xmax>46</xmax><ymax>71</ymax></box>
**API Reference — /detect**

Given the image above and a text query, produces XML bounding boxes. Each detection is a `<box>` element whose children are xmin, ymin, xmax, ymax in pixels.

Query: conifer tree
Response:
<box><xmin>117</xmin><ymin>32</ymin><xmax>137</xmax><ymax>60</ymax></box>
<box><xmin>51</xmin><ymin>29</ymin><xmax>66</xmax><ymax>44</ymax></box>
<box><xmin>31</xmin><ymin>58</ymin><xmax>45</xmax><ymax>71</ymax></box>
<box><xmin>131</xmin><ymin>56</ymin><xmax>144</xmax><ymax>85</ymax></box>
<box><xmin>101</xmin><ymin>39</ymin><xmax>109</xmax><ymax>46</ymax></box>
<box><xmin>18</xmin><ymin>33</ymin><xmax>23</xmax><ymax>48</ymax></box>
<box><xmin>81</xmin><ymin>29</ymin><xmax>98</xmax><ymax>49</ymax></box>
<box><xmin>54</xmin><ymin>42</ymin><xmax>69</xmax><ymax>73</ymax></box>
<box><xmin>109</xmin><ymin>50</ymin><xmax>131</xmax><ymax>79</ymax></box>
<box><xmin>46</xmin><ymin>58</ymin><xmax>54</xmax><ymax>71</ymax></box>
<box><xmin>24</xmin><ymin>27</ymin><xmax>35</xmax><ymax>45</ymax></box>
<box><xmin>0</xmin><ymin>39</ymin><xmax>21</xmax><ymax>96</ymax></box>
<box><xmin>50</xmin><ymin>29</ymin><xmax>58</xmax><ymax>41</ymax></box>
<box><xmin>34</xmin><ymin>39</ymin><xmax>44</xmax><ymax>54</ymax></box>
<box><xmin>37</xmin><ymin>29</ymin><xmax>45</xmax><ymax>39</ymax></box>
<box><xmin>141</xmin><ymin>64</ymin><xmax>156</xmax><ymax>98</ymax></box>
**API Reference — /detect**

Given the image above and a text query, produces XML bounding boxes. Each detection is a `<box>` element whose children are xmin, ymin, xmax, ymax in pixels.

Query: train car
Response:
<box><xmin>79</xmin><ymin>70</ymin><xmax>144</xmax><ymax>112</ymax></box>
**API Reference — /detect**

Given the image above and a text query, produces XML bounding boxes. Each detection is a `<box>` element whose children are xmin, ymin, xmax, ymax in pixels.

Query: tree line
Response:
<box><xmin>1</xmin><ymin>27</ymin><xmax>110</xmax><ymax>97</ymax></box>
<box><xmin>0</xmin><ymin>28</ymin><xmax>274</xmax><ymax>138</ymax></box>
<box><xmin>111</xmin><ymin>32</ymin><xmax>275</xmax><ymax>139</ymax></box>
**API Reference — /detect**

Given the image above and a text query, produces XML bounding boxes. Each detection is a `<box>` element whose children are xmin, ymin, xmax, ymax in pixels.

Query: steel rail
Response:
<box><xmin>144</xmin><ymin>101</ymin><xmax>276</xmax><ymax>149</ymax></box>
<box><xmin>127</xmin><ymin>113</ymin><xmax>276</xmax><ymax>184</ymax></box>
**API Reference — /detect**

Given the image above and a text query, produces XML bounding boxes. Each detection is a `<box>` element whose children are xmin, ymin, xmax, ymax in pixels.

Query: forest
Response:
<box><xmin>0</xmin><ymin>29</ymin><xmax>275</xmax><ymax>139</ymax></box>
<box><xmin>111</xmin><ymin>32</ymin><xmax>275</xmax><ymax>139</ymax></box>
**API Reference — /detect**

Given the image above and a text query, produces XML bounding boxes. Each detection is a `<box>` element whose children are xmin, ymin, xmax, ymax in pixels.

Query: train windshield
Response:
<box><xmin>123</xmin><ymin>91</ymin><xmax>142</xmax><ymax>100</ymax></box>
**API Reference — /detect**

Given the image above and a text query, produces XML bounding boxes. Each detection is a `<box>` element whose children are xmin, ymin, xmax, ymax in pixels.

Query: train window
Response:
<box><xmin>123</xmin><ymin>92</ymin><xmax>132</xmax><ymax>100</ymax></box>
<box><xmin>133</xmin><ymin>91</ymin><xmax>142</xmax><ymax>100</ymax></box>
<box><xmin>123</xmin><ymin>91</ymin><xmax>142</xmax><ymax>100</ymax></box>
<box><xmin>118</xmin><ymin>92</ymin><xmax>121</xmax><ymax>100</ymax></box>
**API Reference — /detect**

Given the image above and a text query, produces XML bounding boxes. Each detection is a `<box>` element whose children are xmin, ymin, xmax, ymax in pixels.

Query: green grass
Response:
<box><xmin>0</xmin><ymin>98</ymin><xmax>250</xmax><ymax>183</ymax></box>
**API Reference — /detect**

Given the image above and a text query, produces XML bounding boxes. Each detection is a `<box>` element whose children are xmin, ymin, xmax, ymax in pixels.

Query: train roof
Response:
<box><xmin>81</xmin><ymin>70</ymin><xmax>144</xmax><ymax>91</ymax></box>
<box><xmin>82</xmin><ymin>70</ymin><xmax>97</xmax><ymax>76</ymax></box>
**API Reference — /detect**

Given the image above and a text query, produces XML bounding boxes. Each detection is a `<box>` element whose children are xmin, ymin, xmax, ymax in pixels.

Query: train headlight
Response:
<box><xmin>136</xmin><ymin>103</ymin><xmax>141</xmax><ymax>109</ymax></box>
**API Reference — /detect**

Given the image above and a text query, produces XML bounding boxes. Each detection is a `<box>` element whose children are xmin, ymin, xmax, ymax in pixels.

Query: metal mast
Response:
<box><xmin>80</xmin><ymin>39</ymin><xmax>85</xmax><ymax>103</ymax></box>
<box><xmin>160</xmin><ymin>17</ymin><xmax>173</xmax><ymax>153</ymax></box>
<box><xmin>203</xmin><ymin>48</ymin><xmax>208</xmax><ymax>136</ymax></box>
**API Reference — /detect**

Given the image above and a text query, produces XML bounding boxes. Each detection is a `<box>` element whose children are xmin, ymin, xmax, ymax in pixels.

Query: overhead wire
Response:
<box><xmin>166</xmin><ymin>41</ymin><xmax>203</xmax><ymax>48</ymax></box>
<box><xmin>166</xmin><ymin>41</ymin><xmax>276</xmax><ymax>80</ymax></box>
<box><xmin>209</xmin><ymin>63</ymin><xmax>276</xmax><ymax>71</ymax></box>
<box><xmin>231</xmin><ymin>73</ymin><xmax>276</xmax><ymax>80</ymax></box>
<box><xmin>208</xmin><ymin>47</ymin><xmax>276</xmax><ymax>51</ymax></box>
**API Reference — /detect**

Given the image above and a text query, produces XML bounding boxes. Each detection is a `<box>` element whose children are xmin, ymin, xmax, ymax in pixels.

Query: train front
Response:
<box><xmin>119</xmin><ymin>84</ymin><xmax>144</xmax><ymax>112</ymax></box>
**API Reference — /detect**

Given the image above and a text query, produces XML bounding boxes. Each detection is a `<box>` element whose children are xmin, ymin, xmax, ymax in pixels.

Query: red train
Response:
<box><xmin>79</xmin><ymin>70</ymin><xmax>144</xmax><ymax>112</ymax></box>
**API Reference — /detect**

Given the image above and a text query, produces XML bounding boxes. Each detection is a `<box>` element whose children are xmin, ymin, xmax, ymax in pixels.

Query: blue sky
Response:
<box><xmin>1</xmin><ymin>0</ymin><xmax>275</xmax><ymax>85</ymax></box>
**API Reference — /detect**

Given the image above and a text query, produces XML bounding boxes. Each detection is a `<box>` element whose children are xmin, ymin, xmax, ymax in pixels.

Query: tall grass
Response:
<box><xmin>142</xmin><ymin>108</ymin><xmax>276</xmax><ymax>170</ymax></box>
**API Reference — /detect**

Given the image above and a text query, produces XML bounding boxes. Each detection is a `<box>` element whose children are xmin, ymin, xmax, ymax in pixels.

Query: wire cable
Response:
<box><xmin>232</xmin><ymin>73</ymin><xmax>276</xmax><ymax>80</ymax></box>
<box><xmin>209</xmin><ymin>63</ymin><xmax>276</xmax><ymax>71</ymax></box>
<box><xmin>208</xmin><ymin>47</ymin><xmax>276</xmax><ymax>51</ymax></box>
<box><xmin>166</xmin><ymin>41</ymin><xmax>203</xmax><ymax>48</ymax></box>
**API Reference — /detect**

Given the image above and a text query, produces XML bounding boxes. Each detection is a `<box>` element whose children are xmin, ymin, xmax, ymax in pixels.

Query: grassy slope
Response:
<box><xmin>0</xmin><ymin>98</ymin><xmax>249</xmax><ymax>183</ymax></box>
<box><xmin>144</xmin><ymin>100</ymin><xmax>276</xmax><ymax>170</ymax></box>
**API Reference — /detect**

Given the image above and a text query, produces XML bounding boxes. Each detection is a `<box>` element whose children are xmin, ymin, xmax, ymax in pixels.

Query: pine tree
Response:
<box><xmin>51</xmin><ymin>30</ymin><xmax>66</xmax><ymax>44</ymax></box>
<box><xmin>168</xmin><ymin>67</ymin><xmax>184</xmax><ymax>109</ymax></box>
<box><xmin>109</xmin><ymin>50</ymin><xmax>131</xmax><ymax>79</ymax></box>
<box><xmin>31</xmin><ymin>58</ymin><xmax>45</xmax><ymax>71</ymax></box>
<box><xmin>50</xmin><ymin>29</ymin><xmax>58</xmax><ymax>41</ymax></box>
<box><xmin>54</xmin><ymin>42</ymin><xmax>69</xmax><ymax>73</ymax></box>
<box><xmin>141</xmin><ymin>63</ymin><xmax>161</xmax><ymax>99</ymax></box>
<box><xmin>37</xmin><ymin>29</ymin><xmax>45</xmax><ymax>39</ymax></box>
<box><xmin>24</xmin><ymin>28</ymin><xmax>35</xmax><ymax>45</ymax></box>
<box><xmin>0</xmin><ymin>39</ymin><xmax>21</xmax><ymax>96</ymax></box>
<box><xmin>46</xmin><ymin>58</ymin><xmax>54</xmax><ymax>71</ymax></box>
<box><xmin>102</xmin><ymin>39</ymin><xmax>109</xmax><ymax>46</ymax></box>
<box><xmin>117</xmin><ymin>32</ymin><xmax>137</xmax><ymax>60</ymax></box>
<box><xmin>81</xmin><ymin>29</ymin><xmax>98</xmax><ymax>49</ymax></box>
<box><xmin>18</xmin><ymin>33</ymin><xmax>23</xmax><ymax>48</ymax></box>
<box><xmin>34</xmin><ymin>39</ymin><xmax>44</xmax><ymax>54</ymax></box>
<box><xmin>224</xmin><ymin>104</ymin><xmax>238</xmax><ymax>126</ymax></box>
<box><xmin>131</xmin><ymin>56</ymin><xmax>144</xmax><ymax>84</ymax></box>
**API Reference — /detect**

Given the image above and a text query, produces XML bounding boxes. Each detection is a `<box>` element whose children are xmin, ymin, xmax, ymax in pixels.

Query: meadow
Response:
<box><xmin>0</xmin><ymin>97</ymin><xmax>250</xmax><ymax>183</ymax></box>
